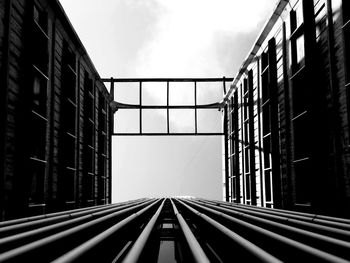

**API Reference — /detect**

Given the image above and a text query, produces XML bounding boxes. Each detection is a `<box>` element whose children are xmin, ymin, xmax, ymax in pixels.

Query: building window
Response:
<box><xmin>342</xmin><ymin>0</ymin><xmax>350</xmax><ymax>138</ymax></box>
<box><xmin>83</xmin><ymin>73</ymin><xmax>95</xmax><ymax>205</ymax></box>
<box><xmin>229</xmin><ymin>91</ymin><xmax>240</xmax><ymax>203</ymax></box>
<box><xmin>97</xmin><ymin>91</ymin><xmax>107</xmax><ymax>203</ymax></box>
<box><xmin>260</xmin><ymin>37</ymin><xmax>280</xmax><ymax>208</ymax></box>
<box><xmin>28</xmin><ymin>4</ymin><xmax>49</xmax><ymax>211</ymax></box>
<box><xmin>290</xmin><ymin>2</ymin><xmax>305</xmax><ymax>73</ymax></box>
<box><xmin>60</xmin><ymin>41</ymin><xmax>77</xmax><ymax>205</ymax></box>
<box><xmin>289</xmin><ymin>1</ymin><xmax>311</xmax><ymax>206</ymax></box>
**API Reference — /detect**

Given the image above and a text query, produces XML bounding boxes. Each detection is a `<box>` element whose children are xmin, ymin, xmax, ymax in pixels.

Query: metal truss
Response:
<box><xmin>1</xmin><ymin>198</ymin><xmax>350</xmax><ymax>262</ymax></box>
<box><xmin>101</xmin><ymin>78</ymin><xmax>233</xmax><ymax>136</ymax></box>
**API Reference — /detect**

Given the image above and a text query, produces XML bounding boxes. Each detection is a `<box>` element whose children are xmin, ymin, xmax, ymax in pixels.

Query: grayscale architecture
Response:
<box><xmin>1</xmin><ymin>0</ymin><xmax>350</xmax><ymax>261</ymax></box>
<box><xmin>223</xmin><ymin>0</ymin><xmax>350</xmax><ymax>218</ymax></box>
<box><xmin>0</xmin><ymin>0</ymin><xmax>112</xmax><ymax>220</ymax></box>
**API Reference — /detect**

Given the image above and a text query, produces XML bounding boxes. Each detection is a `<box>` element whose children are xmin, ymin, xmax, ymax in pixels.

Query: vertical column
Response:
<box><xmin>224</xmin><ymin>104</ymin><xmax>230</xmax><ymax>202</ymax></box>
<box><xmin>109</xmin><ymin>78</ymin><xmax>114</xmax><ymax>204</ymax></box>
<box><xmin>139</xmin><ymin>81</ymin><xmax>142</xmax><ymax>135</ymax></box>
<box><xmin>167</xmin><ymin>81</ymin><xmax>170</xmax><ymax>134</ymax></box>
<box><xmin>194</xmin><ymin>81</ymin><xmax>198</xmax><ymax>134</ymax></box>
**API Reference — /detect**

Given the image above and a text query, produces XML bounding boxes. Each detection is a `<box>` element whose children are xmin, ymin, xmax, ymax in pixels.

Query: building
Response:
<box><xmin>0</xmin><ymin>0</ymin><xmax>112</xmax><ymax>220</ymax></box>
<box><xmin>223</xmin><ymin>0</ymin><xmax>350</xmax><ymax>217</ymax></box>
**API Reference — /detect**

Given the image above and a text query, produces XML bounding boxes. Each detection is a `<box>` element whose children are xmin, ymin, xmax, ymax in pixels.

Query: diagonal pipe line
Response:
<box><xmin>121</xmin><ymin>198</ymin><xmax>166</xmax><ymax>263</ymax></box>
<box><xmin>51</xmin><ymin>199</ymin><xmax>162</xmax><ymax>263</ymax></box>
<box><xmin>196</xmin><ymin>199</ymin><xmax>350</xmax><ymax>239</ymax></box>
<box><xmin>198</xmin><ymin>198</ymin><xmax>350</xmax><ymax>228</ymax></box>
<box><xmin>0</xmin><ymin>199</ymin><xmax>144</xmax><ymax>238</ymax></box>
<box><xmin>0</xmin><ymin>203</ymin><xmax>111</xmax><ymax>229</ymax></box>
<box><xmin>192</xmin><ymin>199</ymin><xmax>350</xmax><ymax>259</ymax></box>
<box><xmin>182</xmin><ymin>198</ymin><xmax>350</xmax><ymax>263</ymax></box>
<box><xmin>0</xmin><ymin>199</ymin><xmax>150</xmax><ymax>253</ymax></box>
<box><xmin>170</xmin><ymin>199</ymin><xmax>210</xmax><ymax>263</ymax></box>
<box><xmin>176</xmin><ymin>198</ymin><xmax>282</xmax><ymax>263</ymax></box>
<box><xmin>0</xmin><ymin>199</ymin><xmax>155</xmax><ymax>262</ymax></box>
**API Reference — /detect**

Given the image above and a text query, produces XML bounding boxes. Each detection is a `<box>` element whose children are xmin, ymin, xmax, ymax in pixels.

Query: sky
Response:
<box><xmin>58</xmin><ymin>0</ymin><xmax>278</xmax><ymax>202</ymax></box>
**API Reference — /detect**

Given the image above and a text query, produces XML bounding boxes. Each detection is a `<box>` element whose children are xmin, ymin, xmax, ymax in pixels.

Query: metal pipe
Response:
<box><xmin>201</xmin><ymin>198</ymin><xmax>350</xmax><ymax>225</ymax></box>
<box><xmin>0</xmin><ymin>199</ymin><xmax>144</xmax><ymax>237</ymax></box>
<box><xmin>176</xmin><ymin>199</ymin><xmax>282</xmax><ymax>263</ymax></box>
<box><xmin>121</xmin><ymin>199</ymin><xmax>165</xmax><ymax>263</ymax></box>
<box><xmin>0</xmin><ymin>198</ymin><xmax>145</xmax><ymax>228</ymax></box>
<box><xmin>182</xmin><ymin>199</ymin><xmax>349</xmax><ymax>263</ymax></box>
<box><xmin>198</xmin><ymin>199</ymin><xmax>350</xmax><ymax>232</ymax></box>
<box><xmin>170</xmin><ymin>199</ymin><xmax>210</xmax><ymax>263</ymax></box>
<box><xmin>0</xmin><ymin>199</ymin><xmax>155</xmax><ymax>262</ymax></box>
<box><xmin>0</xmin><ymin>204</ymin><xmax>109</xmax><ymax>229</ymax></box>
<box><xmin>51</xmin><ymin>199</ymin><xmax>161</xmax><ymax>263</ymax></box>
<box><xmin>0</xmin><ymin>199</ymin><xmax>151</xmax><ymax>253</ymax></box>
<box><xmin>191</xmin><ymin>199</ymin><xmax>350</xmax><ymax>259</ymax></box>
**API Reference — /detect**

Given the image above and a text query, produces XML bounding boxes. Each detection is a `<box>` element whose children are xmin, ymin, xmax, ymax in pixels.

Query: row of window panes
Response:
<box><xmin>29</xmin><ymin>4</ymin><xmax>49</xmax><ymax>207</ymax></box>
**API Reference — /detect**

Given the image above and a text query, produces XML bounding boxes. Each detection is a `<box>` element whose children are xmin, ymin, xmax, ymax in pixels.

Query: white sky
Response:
<box><xmin>58</xmin><ymin>0</ymin><xmax>277</xmax><ymax>202</ymax></box>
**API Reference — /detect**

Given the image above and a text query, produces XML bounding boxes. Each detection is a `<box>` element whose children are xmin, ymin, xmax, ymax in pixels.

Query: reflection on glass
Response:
<box><xmin>296</xmin><ymin>34</ymin><xmax>305</xmax><ymax>65</ymax></box>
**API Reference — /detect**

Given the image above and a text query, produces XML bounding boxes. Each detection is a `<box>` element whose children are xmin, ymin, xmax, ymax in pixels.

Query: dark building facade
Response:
<box><xmin>223</xmin><ymin>0</ymin><xmax>350</xmax><ymax>217</ymax></box>
<box><xmin>0</xmin><ymin>0</ymin><xmax>112</xmax><ymax>220</ymax></box>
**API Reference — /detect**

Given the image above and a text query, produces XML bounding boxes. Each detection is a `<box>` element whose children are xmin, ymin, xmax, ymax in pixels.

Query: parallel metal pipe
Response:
<box><xmin>183</xmin><ymin>198</ymin><xmax>349</xmax><ymax>263</ymax></box>
<box><xmin>0</xmin><ymin>199</ymin><xmax>151</xmax><ymax>253</ymax></box>
<box><xmin>121</xmin><ymin>199</ymin><xmax>166</xmax><ymax>263</ymax></box>
<box><xmin>200</xmin><ymin>198</ymin><xmax>350</xmax><ymax>225</ymax></box>
<box><xmin>199</xmin><ymin>198</ymin><xmax>350</xmax><ymax>231</ymax></box>
<box><xmin>176</xmin><ymin>199</ymin><xmax>282</xmax><ymax>263</ymax></box>
<box><xmin>0</xmin><ymin>199</ymin><xmax>144</xmax><ymax>238</ymax></box>
<box><xmin>170</xmin><ymin>199</ymin><xmax>210</xmax><ymax>263</ymax></box>
<box><xmin>0</xmin><ymin>199</ymin><xmax>155</xmax><ymax>262</ymax></box>
<box><xmin>196</xmin><ymin>199</ymin><xmax>350</xmax><ymax>241</ymax></box>
<box><xmin>191</xmin><ymin>199</ymin><xmax>350</xmax><ymax>259</ymax></box>
<box><xmin>51</xmin><ymin>199</ymin><xmax>162</xmax><ymax>263</ymax></box>
<box><xmin>0</xmin><ymin>204</ymin><xmax>109</xmax><ymax>228</ymax></box>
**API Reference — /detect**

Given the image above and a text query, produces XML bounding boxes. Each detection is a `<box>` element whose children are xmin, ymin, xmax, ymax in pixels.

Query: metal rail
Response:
<box><xmin>176</xmin><ymin>198</ymin><xmax>282</xmax><ymax>263</ymax></box>
<box><xmin>196</xmin><ymin>199</ymin><xmax>350</xmax><ymax>239</ymax></box>
<box><xmin>121</xmin><ymin>199</ymin><xmax>165</xmax><ymax>263</ymax></box>
<box><xmin>0</xmin><ymin>199</ymin><xmax>150</xmax><ymax>253</ymax></box>
<box><xmin>192</xmin><ymin>199</ymin><xmax>350</xmax><ymax>259</ymax></box>
<box><xmin>0</xmin><ymin>199</ymin><xmax>155</xmax><ymax>262</ymax></box>
<box><xmin>170</xmin><ymin>199</ymin><xmax>210</xmax><ymax>263</ymax></box>
<box><xmin>181</xmin><ymin>198</ymin><xmax>350</xmax><ymax>262</ymax></box>
<box><xmin>0</xmin><ymin>197</ymin><xmax>349</xmax><ymax>262</ymax></box>
<box><xmin>52</xmin><ymin>199</ymin><xmax>162</xmax><ymax>263</ymax></box>
<box><xmin>0</xmin><ymin>199</ymin><xmax>144</xmax><ymax>238</ymax></box>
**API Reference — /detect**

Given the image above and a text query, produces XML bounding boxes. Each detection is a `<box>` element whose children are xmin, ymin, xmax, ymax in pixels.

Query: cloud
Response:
<box><xmin>134</xmin><ymin>0</ymin><xmax>277</xmax><ymax>77</ymax></box>
<box><xmin>128</xmin><ymin>0</ymin><xmax>277</xmax><ymax>132</ymax></box>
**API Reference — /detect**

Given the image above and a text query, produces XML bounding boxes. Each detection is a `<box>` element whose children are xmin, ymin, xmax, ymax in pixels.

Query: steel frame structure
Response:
<box><xmin>101</xmin><ymin>77</ymin><xmax>233</xmax><ymax>136</ymax></box>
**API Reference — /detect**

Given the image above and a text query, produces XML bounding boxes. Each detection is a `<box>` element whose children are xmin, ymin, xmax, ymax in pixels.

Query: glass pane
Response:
<box><xmin>169</xmin><ymin>82</ymin><xmax>194</xmax><ymax>105</ymax></box>
<box><xmin>142</xmin><ymin>109</ymin><xmax>167</xmax><ymax>133</ymax></box>
<box><xmin>197</xmin><ymin>81</ymin><xmax>223</xmax><ymax>105</ymax></box>
<box><xmin>197</xmin><ymin>109</ymin><xmax>222</xmax><ymax>133</ymax></box>
<box><xmin>114</xmin><ymin>109</ymin><xmax>139</xmax><ymax>133</ymax></box>
<box><xmin>169</xmin><ymin>109</ymin><xmax>194</xmax><ymax>133</ymax></box>
<box><xmin>114</xmin><ymin>82</ymin><xmax>139</xmax><ymax>105</ymax></box>
<box><xmin>296</xmin><ymin>34</ymin><xmax>305</xmax><ymax>65</ymax></box>
<box><xmin>142</xmin><ymin>82</ymin><xmax>167</xmax><ymax>105</ymax></box>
